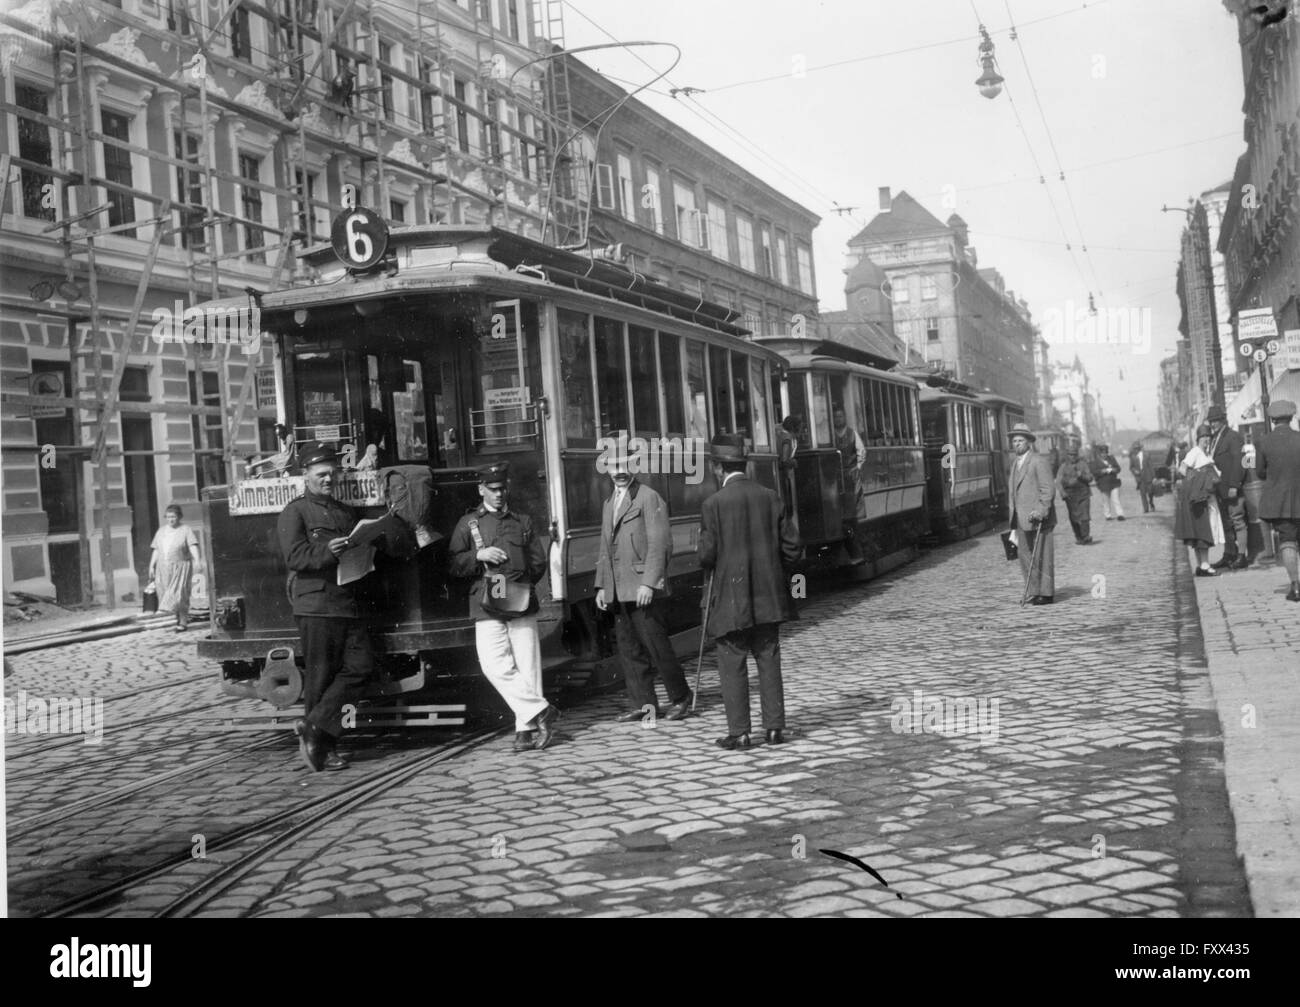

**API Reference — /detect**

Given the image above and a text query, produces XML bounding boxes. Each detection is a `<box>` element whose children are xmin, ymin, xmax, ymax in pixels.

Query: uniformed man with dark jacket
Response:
<box><xmin>1056</xmin><ymin>437</ymin><xmax>1095</xmax><ymax>544</ymax></box>
<box><xmin>1256</xmin><ymin>399</ymin><xmax>1300</xmax><ymax>602</ymax></box>
<box><xmin>699</xmin><ymin>433</ymin><xmax>802</xmax><ymax>749</ymax></box>
<box><xmin>1207</xmin><ymin>405</ymin><xmax>1248</xmax><ymax>569</ymax></box>
<box><xmin>276</xmin><ymin>441</ymin><xmax>373</xmax><ymax>772</ymax></box>
<box><xmin>448</xmin><ymin>462</ymin><xmax>559</xmax><ymax>751</ymax></box>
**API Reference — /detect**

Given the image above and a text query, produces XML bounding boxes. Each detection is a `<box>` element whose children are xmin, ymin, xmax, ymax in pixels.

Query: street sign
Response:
<box><xmin>29</xmin><ymin>372</ymin><xmax>66</xmax><ymax>418</ymax></box>
<box><xmin>1238</xmin><ymin>307</ymin><xmax>1279</xmax><ymax>341</ymax></box>
<box><xmin>1239</xmin><ymin>342</ymin><xmax>1254</xmax><ymax>358</ymax></box>
<box><xmin>1283</xmin><ymin>329</ymin><xmax>1300</xmax><ymax>371</ymax></box>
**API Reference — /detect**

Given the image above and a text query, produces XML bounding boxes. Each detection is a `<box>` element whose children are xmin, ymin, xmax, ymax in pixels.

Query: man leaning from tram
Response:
<box><xmin>277</xmin><ymin>440</ymin><xmax>374</xmax><ymax>773</ymax></box>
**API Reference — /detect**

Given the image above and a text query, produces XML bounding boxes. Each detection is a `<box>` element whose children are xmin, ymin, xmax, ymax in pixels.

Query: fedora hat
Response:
<box><xmin>298</xmin><ymin>440</ymin><xmax>338</xmax><ymax>469</ymax></box>
<box><xmin>1206</xmin><ymin>405</ymin><xmax>1227</xmax><ymax>423</ymax></box>
<box><xmin>1007</xmin><ymin>423</ymin><xmax>1036</xmax><ymax>442</ymax></box>
<box><xmin>710</xmin><ymin>432</ymin><xmax>748</xmax><ymax>460</ymax></box>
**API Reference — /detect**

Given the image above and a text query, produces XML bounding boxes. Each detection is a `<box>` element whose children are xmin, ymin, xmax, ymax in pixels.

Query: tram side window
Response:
<box><xmin>660</xmin><ymin>333</ymin><xmax>685</xmax><ymax>437</ymax></box>
<box><xmin>473</xmin><ymin>300</ymin><xmax>536</xmax><ymax>451</ymax></box>
<box><xmin>853</xmin><ymin>377</ymin><xmax>870</xmax><ymax>448</ymax></box>
<box><xmin>629</xmin><ymin>325</ymin><xmax>660</xmax><ymax>437</ymax></box>
<box><xmin>811</xmin><ymin>372</ymin><xmax>831</xmax><ymax>447</ymax></box>
<box><xmin>887</xmin><ymin>385</ymin><xmax>903</xmax><ymax>444</ymax></box>
<box><xmin>749</xmin><ymin>356</ymin><xmax>770</xmax><ymax>450</ymax></box>
<box><xmin>685</xmin><ymin>341</ymin><xmax>708</xmax><ymax>439</ymax></box>
<box><xmin>295</xmin><ymin>351</ymin><xmax>352</xmax><ymax>443</ymax></box>
<box><xmin>731</xmin><ymin>351</ymin><xmax>752</xmax><ymax>444</ymax></box>
<box><xmin>900</xmin><ymin>387</ymin><xmax>915</xmax><ymax>444</ymax></box>
<box><xmin>559</xmin><ymin>308</ymin><xmax>596</xmax><ymax>447</ymax></box>
<box><xmin>709</xmin><ymin>345</ymin><xmax>732</xmax><ymax>434</ymax></box>
<box><xmin>594</xmin><ymin>316</ymin><xmax>629</xmax><ymax>436</ymax></box>
<box><xmin>787</xmin><ymin>373</ymin><xmax>811</xmax><ymax>450</ymax></box>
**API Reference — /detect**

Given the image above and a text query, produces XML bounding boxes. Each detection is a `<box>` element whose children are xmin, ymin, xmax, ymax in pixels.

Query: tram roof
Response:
<box><xmin>975</xmin><ymin>392</ymin><xmax>1025</xmax><ymax>410</ymax></box>
<box><xmin>777</xmin><ymin>351</ymin><xmax>918</xmax><ymax>389</ymax></box>
<box><xmin>255</xmin><ymin>225</ymin><xmax>754</xmax><ymax>339</ymax></box>
<box><xmin>754</xmin><ymin>336</ymin><xmax>899</xmax><ymax>373</ymax></box>
<box><xmin>918</xmin><ymin>384</ymin><xmax>986</xmax><ymax>404</ymax></box>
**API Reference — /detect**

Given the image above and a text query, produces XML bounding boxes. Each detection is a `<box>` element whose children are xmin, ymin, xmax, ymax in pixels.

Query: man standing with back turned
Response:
<box><xmin>699</xmin><ymin>433</ymin><xmax>802</xmax><ymax>750</ymax></box>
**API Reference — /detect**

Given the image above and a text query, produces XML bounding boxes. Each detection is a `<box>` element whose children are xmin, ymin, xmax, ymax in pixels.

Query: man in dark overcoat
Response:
<box><xmin>698</xmin><ymin>433</ymin><xmax>802</xmax><ymax>749</ymax></box>
<box><xmin>595</xmin><ymin>453</ymin><xmax>692</xmax><ymax>722</ymax></box>
<box><xmin>1056</xmin><ymin>436</ymin><xmax>1094</xmax><ymax>544</ymax></box>
<box><xmin>277</xmin><ymin>441</ymin><xmax>373</xmax><ymax>772</ymax></box>
<box><xmin>1009</xmin><ymin>424</ymin><xmax>1057</xmax><ymax>604</ymax></box>
<box><xmin>1207</xmin><ymin>405</ymin><xmax>1248</xmax><ymax>569</ymax></box>
<box><xmin>1256</xmin><ymin>400</ymin><xmax>1300</xmax><ymax>602</ymax></box>
<box><xmin>1129</xmin><ymin>440</ymin><xmax>1159</xmax><ymax>513</ymax></box>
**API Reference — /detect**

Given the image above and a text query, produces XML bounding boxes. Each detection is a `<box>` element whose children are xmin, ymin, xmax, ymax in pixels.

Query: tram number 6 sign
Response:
<box><xmin>331</xmin><ymin>207</ymin><xmax>389</xmax><ymax>270</ymax></box>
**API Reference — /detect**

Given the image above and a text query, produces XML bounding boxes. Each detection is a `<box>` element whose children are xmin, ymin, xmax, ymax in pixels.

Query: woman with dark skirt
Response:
<box><xmin>1174</xmin><ymin>425</ymin><xmax>1221</xmax><ymax>577</ymax></box>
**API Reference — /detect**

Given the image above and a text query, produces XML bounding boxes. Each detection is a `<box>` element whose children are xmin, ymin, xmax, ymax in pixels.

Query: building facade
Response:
<box><xmin>846</xmin><ymin>191</ymin><xmax>1040</xmax><ymax>422</ymax></box>
<box><xmin>0</xmin><ymin>0</ymin><xmax>572</xmax><ymax>605</ymax></box>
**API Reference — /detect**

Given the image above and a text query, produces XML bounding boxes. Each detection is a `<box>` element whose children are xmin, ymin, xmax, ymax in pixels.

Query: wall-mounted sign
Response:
<box><xmin>256</xmin><ymin>368</ymin><xmax>278</xmax><ymax>410</ymax></box>
<box><xmin>29</xmin><ymin>371</ymin><xmax>66</xmax><ymax>418</ymax></box>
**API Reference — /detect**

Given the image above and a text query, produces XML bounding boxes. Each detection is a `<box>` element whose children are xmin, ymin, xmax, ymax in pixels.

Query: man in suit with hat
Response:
<box><xmin>595</xmin><ymin>451</ymin><xmax>692</xmax><ymax>722</ymax></box>
<box><xmin>1256</xmin><ymin>400</ymin><xmax>1300</xmax><ymax>602</ymax></box>
<box><xmin>277</xmin><ymin>440</ymin><xmax>374</xmax><ymax>772</ymax></box>
<box><xmin>699</xmin><ymin>433</ymin><xmax>802</xmax><ymax>749</ymax></box>
<box><xmin>448</xmin><ymin>462</ymin><xmax>560</xmax><ymax>751</ymax></box>
<box><xmin>1207</xmin><ymin>404</ymin><xmax>1248</xmax><ymax>569</ymax></box>
<box><xmin>1008</xmin><ymin>424</ymin><xmax>1057</xmax><ymax>604</ymax></box>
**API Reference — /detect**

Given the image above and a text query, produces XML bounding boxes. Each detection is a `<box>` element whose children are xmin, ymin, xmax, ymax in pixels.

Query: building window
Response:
<box><xmin>190</xmin><ymin>368</ymin><xmax>224</xmax><ymax>494</ymax></box>
<box><xmin>15</xmin><ymin>84</ymin><xmax>54</xmax><ymax>221</ymax></box>
<box><xmin>377</xmin><ymin>41</ymin><xmax>395</xmax><ymax>122</ymax></box>
<box><xmin>293</xmin><ymin>168</ymin><xmax>318</xmax><ymax>242</ymax></box>
<box><xmin>596</xmin><ymin>163</ymin><xmax>615</xmax><ymax>209</ymax></box>
<box><xmin>926</xmin><ymin>317</ymin><xmax>940</xmax><ymax>341</ymax></box>
<box><xmin>166</xmin><ymin>0</ymin><xmax>192</xmax><ymax>34</ymax></box>
<box><xmin>238</xmin><ymin>153</ymin><xmax>265</xmax><ymax>265</ymax></box>
<box><xmin>776</xmin><ymin>233</ymin><xmax>790</xmax><ymax>285</ymax></box>
<box><xmin>453</xmin><ymin>79</ymin><xmax>470</xmax><ymax>152</ymax></box>
<box><xmin>616</xmin><ymin>153</ymin><xmax>634</xmax><ymax>222</ymax></box>
<box><xmin>921</xmin><ymin>274</ymin><xmax>938</xmax><ymax>300</ymax></box>
<box><xmin>760</xmin><ymin>224</ymin><xmax>774</xmax><ymax>277</ymax></box>
<box><xmin>891</xmin><ymin>241</ymin><xmax>906</xmax><ymax>260</ymax></box>
<box><xmin>101</xmin><ymin>109</ymin><xmax>136</xmax><ymax>237</ymax></box>
<box><xmin>735</xmin><ymin>212</ymin><xmax>755</xmax><ymax>271</ymax></box>
<box><xmin>230</xmin><ymin>6</ymin><xmax>252</xmax><ymax>60</ymax></box>
<box><xmin>390</xmin><ymin>199</ymin><xmax>407</xmax><ymax>223</ymax></box>
<box><xmin>507</xmin><ymin>0</ymin><xmax>521</xmax><ymax>40</ymax></box>
<box><xmin>796</xmin><ymin>243</ymin><xmax>814</xmax><ymax>296</ymax></box>
<box><xmin>673</xmin><ymin>180</ymin><xmax>698</xmax><ymax>246</ymax></box>
<box><xmin>174</xmin><ymin>131</ymin><xmax>206</xmax><ymax>251</ymax></box>
<box><xmin>643</xmin><ymin>163</ymin><xmax>663</xmax><ymax>233</ymax></box>
<box><xmin>706</xmin><ymin>199</ymin><xmax>729</xmax><ymax>261</ymax></box>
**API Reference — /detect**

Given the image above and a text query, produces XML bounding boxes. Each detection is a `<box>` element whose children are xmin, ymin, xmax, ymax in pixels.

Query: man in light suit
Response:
<box><xmin>595</xmin><ymin>454</ymin><xmax>692</xmax><ymax>721</ymax></box>
<box><xmin>1008</xmin><ymin>423</ymin><xmax>1057</xmax><ymax>605</ymax></box>
<box><xmin>699</xmin><ymin>433</ymin><xmax>802</xmax><ymax>749</ymax></box>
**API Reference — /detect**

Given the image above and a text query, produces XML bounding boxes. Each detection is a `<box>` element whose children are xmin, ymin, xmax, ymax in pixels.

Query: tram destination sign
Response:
<box><xmin>229</xmin><ymin>471</ymin><xmax>386</xmax><ymax>516</ymax></box>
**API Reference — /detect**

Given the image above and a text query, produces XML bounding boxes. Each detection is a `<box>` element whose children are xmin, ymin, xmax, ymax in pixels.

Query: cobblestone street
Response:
<box><xmin>6</xmin><ymin>484</ymin><xmax>1283</xmax><ymax>918</ymax></box>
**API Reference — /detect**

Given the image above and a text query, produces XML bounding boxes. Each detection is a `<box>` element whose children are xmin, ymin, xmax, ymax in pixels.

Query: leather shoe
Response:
<box><xmin>296</xmin><ymin>720</ymin><xmax>326</xmax><ymax>773</ymax></box>
<box><xmin>1211</xmin><ymin>556</ymin><xmax>1234</xmax><ymax>570</ymax></box>
<box><xmin>1230</xmin><ymin>556</ymin><xmax>1251</xmax><ymax>570</ymax></box>
<box><xmin>1287</xmin><ymin>583</ymin><xmax>1300</xmax><ymax>603</ymax></box>
<box><xmin>663</xmin><ymin>692</ymin><xmax>693</xmax><ymax>721</ymax></box>
<box><xmin>1195</xmin><ymin>566</ymin><xmax>1219</xmax><ymax>577</ymax></box>
<box><xmin>715</xmin><ymin>733</ymin><xmax>751</xmax><ymax>750</ymax></box>
<box><xmin>513</xmin><ymin>730</ymin><xmax>536</xmax><ymax>752</ymax></box>
<box><xmin>322</xmin><ymin>750</ymin><xmax>349</xmax><ymax>771</ymax></box>
<box><xmin>1117</xmin><ymin>516</ymin><xmax>1126</xmax><ymax>521</ymax></box>
<box><xmin>616</xmin><ymin>708</ymin><xmax>655</xmax><ymax>723</ymax></box>
<box><xmin>765</xmin><ymin>729</ymin><xmax>785</xmax><ymax>745</ymax></box>
<box><xmin>533</xmin><ymin>704</ymin><xmax>560</xmax><ymax>750</ymax></box>
<box><xmin>1030</xmin><ymin>595</ymin><xmax>1053</xmax><ymax>605</ymax></box>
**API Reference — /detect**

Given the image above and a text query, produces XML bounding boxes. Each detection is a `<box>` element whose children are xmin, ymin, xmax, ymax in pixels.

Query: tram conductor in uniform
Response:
<box><xmin>448</xmin><ymin>462</ymin><xmax>560</xmax><ymax>752</ymax></box>
<box><xmin>1008</xmin><ymin>423</ymin><xmax>1057</xmax><ymax>605</ymax></box>
<box><xmin>699</xmin><ymin>433</ymin><xmax>802</xmax><ymax>749</ymax></box>
<box><xmin>277</xmin><ymin>441</ymin><xmax>374</xmax><ymax>772</ymax></box>
<box><xmin>595</xmin><ymin>452</ymin><xmax>693</xmax><ymax>722</ymax></box>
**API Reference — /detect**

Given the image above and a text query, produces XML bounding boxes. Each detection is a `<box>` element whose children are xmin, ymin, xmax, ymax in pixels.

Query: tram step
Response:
<box><xmin>194</xmin><ymin>704</ymin><xmax>467</xmax><ymax>730</ymax></box>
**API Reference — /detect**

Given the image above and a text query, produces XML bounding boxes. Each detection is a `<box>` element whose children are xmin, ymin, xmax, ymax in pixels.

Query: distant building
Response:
<box><xmin>816</xmin><ymin>255</ymin><xmax>906</xmax><ymax>366</ymax></box>
<box><xmin>846</xmin><ymin>191</ymin><xmax>1039</xmax><ymax>420</ymax></box>
<box><xmin>1176</xmin><ymin>198</ymin><xmax>1225</xmax><ymax>417</ymax></box>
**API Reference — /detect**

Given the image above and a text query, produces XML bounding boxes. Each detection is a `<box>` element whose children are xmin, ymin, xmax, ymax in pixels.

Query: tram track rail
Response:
<box><xmin>34</xmin><ymin>725</ymin><xmax>506</xmax><ymax>919</ymax></box>
<box><xmin>2</xmin><ymin>700</ymin><xmax>233</xmax><ymax>763</ymax></box>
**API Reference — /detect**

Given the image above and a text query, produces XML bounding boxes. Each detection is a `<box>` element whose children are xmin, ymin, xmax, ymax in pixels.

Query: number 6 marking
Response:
<box><xmin>345</xmin><ymin>213</ymin><xmax>373</xmax><ymax>263</ymax></box>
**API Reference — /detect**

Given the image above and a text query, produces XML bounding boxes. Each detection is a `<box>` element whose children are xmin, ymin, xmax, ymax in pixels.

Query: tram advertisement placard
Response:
<box><xmin>228</xmin><ymin>471</ymin><xmax>386</xmax><ymax>515</ymax></box>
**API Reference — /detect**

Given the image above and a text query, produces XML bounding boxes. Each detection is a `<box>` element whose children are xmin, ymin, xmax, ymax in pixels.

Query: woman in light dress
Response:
<box><xmin>1175</xmin><ymin>425</ymin><xmax>1224</xmax><ymax>577</ymax></box>
<box><xmin>149</xmin><ymin>504</ymin><xmax>201</xmax><ymax>631</ymax></box>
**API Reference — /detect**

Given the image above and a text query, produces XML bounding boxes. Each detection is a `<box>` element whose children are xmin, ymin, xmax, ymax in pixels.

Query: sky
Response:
<box><xmin>557</xmin><ymin>0</ymin><xmax>1250</xmax><ymax>431</ymax></box>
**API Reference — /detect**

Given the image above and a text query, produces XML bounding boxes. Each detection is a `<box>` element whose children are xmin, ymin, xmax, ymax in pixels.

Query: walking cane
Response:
<box><xmin>1020</xmin><ymin>522</ymin><xmax>1045</xmax><ymax>607</ymax></box>
<box><xmin>691</xmin><ymin>572</ymin><xmax>714</xmax><ymax>711</ymax></box>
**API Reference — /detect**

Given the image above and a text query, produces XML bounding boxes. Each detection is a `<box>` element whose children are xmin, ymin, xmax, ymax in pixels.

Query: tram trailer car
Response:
<box><xmin>196</xmin><ymin>225</ymin><xmax>788</xmax><ymax>722</ymax></box>
<box><xmin>977</xmin><ymin>392</ymin><xmax>1024</xmax><ymax>520</ymax></box>
<box><xmin>918</xmin><ymin>386</ymin><xmax>999</xmax><ymax>540</ymax></box>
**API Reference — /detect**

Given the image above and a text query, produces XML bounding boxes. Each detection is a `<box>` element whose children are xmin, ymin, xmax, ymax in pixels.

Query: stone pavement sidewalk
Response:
<box><xmin>1188</xmin><ymin>546</ymin><xmax>1300</xmax><ymax>918</ymax></box>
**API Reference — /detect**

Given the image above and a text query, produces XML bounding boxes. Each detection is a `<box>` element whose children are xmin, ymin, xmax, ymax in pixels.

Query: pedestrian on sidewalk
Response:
<box><xmin>1130</xmin><ymin>440</ymin><xmax>1158</xmax><ymax>513</ymax></box>
<box><xmin>1090</xmin><ymin>443</ymin><xmax>1125</xmax><ymax>521</ymax></box>
<box><xmin>1056</xmin><ymin>436</ymin><xmax>1095</xmax><ymax>544</ymax></box>
<box><xmin>148</xmin><ymin>504</ymin><xmax>201</xmax><ymax>632</ymax></box>
<box><xmin>1008</xmin><ymin>424</ymin><xmax>1057</xmax><ymax>604</ymax></box>
<box><xmin>448</xmin><ymin>462</ymin><xmax>559</xmax><ymax>752</ymax></box>
<box><xmin>1207</xmin><ymin>405</ymin><xmax>1249</xmax><ymax>570</ymax></box>
<box><xmin>1255</xmin><ymin>400</ymin><xmax>1300</xmax><ymax>602</ymax></box>
<box><xmin>594</xmin><ymin>452</ymin><xmax>692</xmax><ymax>722</ymax></box>
<box><xmin>1175</xmin><ymin>425</ymin><xmax>1222</xmax><ymax>577</ymax></box>
<box><xmin>277</xmin><ymin>442</ymin><xmax>373</xmax><ymax>772</ymax></box>
<box><xmin>699</xmin><ymin>433</ymin><xmax>802</xmax><ymax>750</ymax></box>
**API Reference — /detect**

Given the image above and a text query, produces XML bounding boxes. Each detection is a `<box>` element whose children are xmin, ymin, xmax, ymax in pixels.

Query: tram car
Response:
<box><xmin>917</xmin><ymin>383</ymin><xmax>1000</xmax><ymax>539</ymax></box>
<box><xmin>756</xmin><ymin>338</ymin><xmax>927</xmax><ymax>574</ymax></box>
<box><xmin>977</xmin><ymin>392</ymin><xmax>1024</xmax><ymax>520</ymax></box>
<box><xmin>196</xmin><ymin>223</ymin><xmax>788</xmax><ymax>721</ymax></box>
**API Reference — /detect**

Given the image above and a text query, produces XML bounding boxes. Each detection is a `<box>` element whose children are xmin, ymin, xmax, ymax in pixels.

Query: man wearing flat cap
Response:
<box><xmin>448</xmin><ymin>462</ymin><xmax>560</xmax><ymax>750</ymax></box>
<box><xmin>1256</xmin><ymin>400</ymin><xmax>1300</xmax><ymax>602</ymax></box>
<box><xmin>595</xmin><ymin>452</ymin><xmax>692</xmax><ymax>722</ymax></box>
<box><xmin>699</xmin><ymin>433</ymin><xmax>802</xmax><ymax>749</ymax></box>
<box><xmin>277</xmin><ymin>440</ymin><xmax>373</xmax><ymax>772</ymax></box>
<box><xmin>1207</xmin><ymin>405</ymin><xmax>1249</xmax><ymax>569</ymax></box>
<box><xmin>1008</xmin><ymin>424</ymin><xmax>1057</xmax><ymax>604</ymax></box>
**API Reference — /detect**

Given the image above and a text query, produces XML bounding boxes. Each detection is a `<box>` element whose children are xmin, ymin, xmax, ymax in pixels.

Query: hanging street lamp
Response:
<box><xmin>975</xmin><ymin>24</ymin><xmax>1004</xmax><ymax>99</ymax></box>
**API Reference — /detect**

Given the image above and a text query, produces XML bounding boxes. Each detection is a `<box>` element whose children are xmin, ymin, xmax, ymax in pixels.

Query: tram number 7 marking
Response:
<box><xmin>331</xmin><ymin>207</ymin><xmax>389</xmax><ymax>270</ymax></box>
